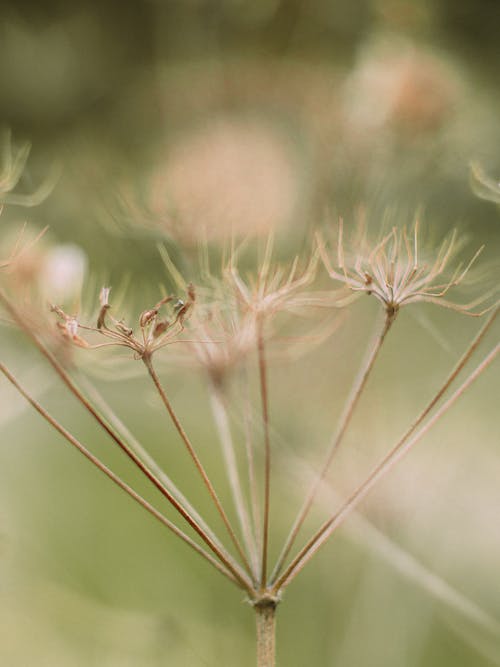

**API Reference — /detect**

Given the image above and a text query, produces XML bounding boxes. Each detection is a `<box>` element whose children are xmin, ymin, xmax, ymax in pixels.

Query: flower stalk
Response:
<box><xmin>142</xmin><ymin>352</ymin><xmax>255</xmax><ymax>581</ymax></box>
<box><xmin>0</xmin><ymin>363</ymin><xmax>240</xmax><ymax>586</ymax></box>
<box><xmin>254</xmin><ymin>598</ymin><xmax>278</xmax><ymax>667</ymax></box>
<box><xmin>208</xmin><ymin>379</ymin><xmax>259</xmax><ymax>576</ymax></box>
<box><xmin>272</xmin><ymin>307</ymin><xmax>499</xmax><ymax>591</ymax></box>
<box><xmin>257</xmin><ymin>317</ymin><xmax>272</xmax><ymax>588</ymax></box>
<box><xmin>0</xmin><ymin>288</ymin><xmax>253</xmax><ymax>591</ymax></box>
<box><xmin>272</xmin><ymin>308</ymin><xmax>395</xmax><ymax>580</ymax></box>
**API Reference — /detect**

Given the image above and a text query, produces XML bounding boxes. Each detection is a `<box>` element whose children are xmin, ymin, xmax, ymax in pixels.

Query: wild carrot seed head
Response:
<box><xmin>222</xmin><ymin>234</ymin><xmax>320</xmax><ymax>320</ymax></box>
<box><xmin>181</xmin><ymin>234</ymin><xmax>349</xmax><ymax>381</ymax></box>
<box><xmin>50</xmin><ymin>283</ymin><xmax>195</xmax><ymax>360</ymax></box>
<box><xmin>0</xmin><ymin>130</ymin><xmax>58</xmax><ymax>207</ymax></box>
<box><xmin>317</xmin><ymin>218</ymin><xmax>495</xmax><ymax>319</ymax></box>
<box><xmin>183</xmin><ymin>302</ymin><xmax>258</xmax><ymax>387</ymax></box>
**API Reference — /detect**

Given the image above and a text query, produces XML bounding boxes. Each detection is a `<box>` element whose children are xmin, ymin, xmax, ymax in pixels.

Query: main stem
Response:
<box><xmin>255</xmin><ymin>601</ymin><xmax>277</xmax><ymax>667</ymax></box>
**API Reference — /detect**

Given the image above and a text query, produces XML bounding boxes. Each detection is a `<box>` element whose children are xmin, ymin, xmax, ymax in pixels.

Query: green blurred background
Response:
<box><xmin>1</xmin><ymin>1</ymin><xmax>499</xmax><ymax>665</ymax></box>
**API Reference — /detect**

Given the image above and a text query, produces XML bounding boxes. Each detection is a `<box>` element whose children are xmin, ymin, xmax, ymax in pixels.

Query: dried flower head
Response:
<box><xmin>1</xmin><ymin>226</ymin><xmax>86</xmax><ymax>333</ymax></box>
<box><xmin>470</xmin><ymin>163</ymin><xmax>500</xmax><ymax>206</ymax></box>
<box><xmin>51</xmin><ymin>284</ymin><xmax>195</xmax><ymax>360</ymax></box>
<box><xmin>182</xmin><ymin>302</ymin><xmax>257</xmax><ymax>387</ymax></box>
<box><xmin>0</xmin><ymin>223</ymin><xmax>48</xmax><ymax>273</ymax></box>
<box><xmin>222</xmin><ymin>235</ymin><xmax>319</xmax><ymax>321</ymax></box>
<box><xmin>0</xmin><ymin>130</ymin><xmax>58</xmax><ymax>207</ymax></box>
<box><xmin>318</xmin><ymin>219</ymin><xmax>494</xmax><ymax>319</ymax></box>
<box><xmin>165</xmin><ymin>236</ymin><xmax>345</xmax><ymax>387</ymax></box>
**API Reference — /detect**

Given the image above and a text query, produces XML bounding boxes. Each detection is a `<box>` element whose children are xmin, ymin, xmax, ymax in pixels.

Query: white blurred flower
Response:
<box><xmin>40</xmin><ymin>243</ymin><xmax>87</xmax><ymax>303</ymax></box>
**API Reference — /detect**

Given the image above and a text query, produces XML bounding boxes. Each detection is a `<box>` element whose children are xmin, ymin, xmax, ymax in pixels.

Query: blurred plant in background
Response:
<box><xmin>1</xmin><ymin>1</ymin><xmax>500</xmax><ymax>665</ymax></box>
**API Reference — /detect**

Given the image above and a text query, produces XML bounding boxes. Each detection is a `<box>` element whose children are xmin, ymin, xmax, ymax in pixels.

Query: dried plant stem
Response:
<box><xmin>80</xmin><ymin>375</ymin><xmax>229</xmax><ymax>559</ymax></box>
<box><xmin>257</xmin><ymin>319</ymin><xmax>271</xmax><ymax>588</ymax></box>
<box><xmin>255</xmin><ymin>600</ymin><xmax>277</xmax><ymax>667</ymax></box>
<box><xmin>286</xmin><ymin>450</ymin><xmax>500</xmax><ymax>636</ymax></box>
<box><xmin>0</xmin><ymin>363</ymin><xmax>240</xmax><ymax>587</ymax></box>
<box><xmin>242</xmin><ymin>368</ymin><xmax>262</xmax><ymax>555</ymax></box>
<box><xmin>209</xmin><ymin>381</ymin><xmax>259</xmax><ymax>577</ymax></box>
<box><xmin>0</xmin><ymin>291</ymin><xmax>251</xmax><ymax>590</ymax></box>
<box><xmin>142</xmin><ymin>354</ymin><xmax>255</xmax><ymax>580</ymax></box>
<box><xmin>274</xmin><ymin>335</ymin><xmax>499</xmax><ymax>591</ymax></box>
<box><xmin>272</xmin><ymin>310</ymin><xmax>394</xmax><ymax>580</ymax></box>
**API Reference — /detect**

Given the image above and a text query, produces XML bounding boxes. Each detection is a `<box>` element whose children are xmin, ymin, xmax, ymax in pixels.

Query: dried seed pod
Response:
<box><xmin>97</xmin><ymin>305</ymin><xmax>110</xmax><ymax>329</ymax></box>
<box><xmin>71</xmin><ymin>334</ymin><xmax>90</xmax><ymax>348</ymax></box>
<box><xmin>50</xmin><ymin>304</ymin><xmax>67</xmax><ymax>320</ymax></box>
<box><xmin>139</xmin><ymin>308</ymin><xmax>158</xmax><ymax>328</ymax></box>
<box><xmin>153</xmin><ymin>295</ymin><xmax>173</xmax><ymax>311</ymax></box>
<box><xmin>115</xmin><ymin>320</ymin><xmax>133</xmax><ymax>337</ymax></box>
<box><xmin>153</xmin><ymin>319</ymin><xmax>170</xmax><ymax>338</ymax></box>
<box><xmin>97</xmin><ymin>287</ymin><xmax>111</xmax><ymax>329</ymax></box>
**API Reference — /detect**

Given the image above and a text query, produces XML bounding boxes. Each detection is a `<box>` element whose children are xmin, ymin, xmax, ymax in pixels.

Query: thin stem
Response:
<box><xmin>255</xmin><ymin>601</ymin><xmax>277</xmax><ymax>667</ymax></box>
<box><xmin>0</xmin><ymin>363</ymin><xmax>239</xmax><ymax>587</ymax></box>
<box><xmin>273</xmin><ymin>337</ymin><xmax>499</xmax><ymax>592</ymax></box>
<box><xmin>257</xmin><ymin>318</ymin><xmax>271</xmax><ymax>588</ymax></box>
<box><xmin>209</xmin><ymin>380</ymin><xmax>259</xmax><ymax>577</ymax></box>
<box><xmin>79</xmin><ymin>374</ymin><xmax>230</xmax><ymax>558</ymax></box>
<box><xmin>242</xmin><ymin>366</ymin><xmax>261</xmax><ymax>553</ymax></box>
<box><xmin>272</xmin><ymin>309</ymin><xmax>394</xmax><ymax>580</ymax></box>
<box><xmin>0</xmin><ymin>291</ymin><xmax>251</xmax><ymax>590</ymax></box>
<box><xmin>142</xmin><ymin>354</ymin><xmax>255</xmax><ymax>581</ymax></box>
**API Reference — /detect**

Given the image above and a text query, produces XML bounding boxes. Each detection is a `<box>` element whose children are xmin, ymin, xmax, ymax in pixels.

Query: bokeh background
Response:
<box><xmin>1</xmin><ymin>1</ymin><xmax>499</xmax><ymax>665</ymax></box>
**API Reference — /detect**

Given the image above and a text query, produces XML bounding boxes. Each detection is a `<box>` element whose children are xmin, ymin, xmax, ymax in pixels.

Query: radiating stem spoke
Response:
<box><xmin>272</xmin><ymin>310</ymin><xmax>394</xmax><ymax>580</ymax></box>
<box><xmin>209</xmin><ymin>380</ymin><xmax>259</xmax><ymax>577</ymax></box>
<box><xmin>143</xmin><ymin>354</ymin><xmax>255</xmax><ymax>581</ymax></box>
<box><xmin>0</xmin><ymin>363</ymin><xmax>241</xmax><ymax>587</ymax></box>
<box><xmin>257</xmin><ymin>319</ymin><xmax>271</xmax><ymax>588</ymax></box>
<box><xmin>0</xmin><ymin>290</ymin><xmax>252</xmax><ymax>591</ymax></box>
<box><xmin>273</xmin><ymin>313</ymin><xmax>499</xmax><ymax>592</ymax></box>
<box><xmin>80</xmin><ymin>375</ymin><xmax>229</xmax><ymax>558</ymax></box>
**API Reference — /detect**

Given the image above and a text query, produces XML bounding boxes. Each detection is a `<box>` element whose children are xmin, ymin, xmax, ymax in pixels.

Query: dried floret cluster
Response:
<box><xmin>318</xmin><ymin>218</ymin><xmax>491</xmax><ymax>318</ymax></box>
<box><xmin>50</xmin><ymin>283</ymin><xmax>195</xmax><ymax>358</ymax></box>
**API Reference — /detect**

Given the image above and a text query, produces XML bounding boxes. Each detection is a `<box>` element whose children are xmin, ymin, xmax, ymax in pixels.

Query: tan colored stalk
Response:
<box><xmin>80</xmin><ymin>375</ymin><xmax>229</xmax><ymax>558</ymax></box>
<box><xmin>257</xmin><ymin>318</ymin><xmax>271</xmax><ymax>588</ymax></box>
<box><xmin>241</xmin><ymin>368</ymin><xmax>262</xmax><ymax>554</ymax></box>
<box><xmin>255</xmin><ymin>600</ymin><xmax>277</xmax><ymax>667</ymax></box>
<box><xmin>273</xmin><ymin>326</ymin><xmax>499</xmax><ymax>591</ymax></box>
<box><xmin>209</xmin><ymin>380</ymin><xmax>259</xmax><ymax>577</ymax></box>
<box><xmin>272</xmin><ymin>309</ymin><xmax>394</xmax><ymax>580</ymax></box>
<box><xmin>0</xmin><ymin>290</ymin><xmax>251</xmax><ymax>590</ymax></box>
<box><xmin>0</xmin><ymin>363</ymin><xmax>239</xmax><ymax>587</ymax></box>
<box><xmin>142</xmin><ymin>353</ymin><xmax>255</xmax><ymax>580</ymax></box>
